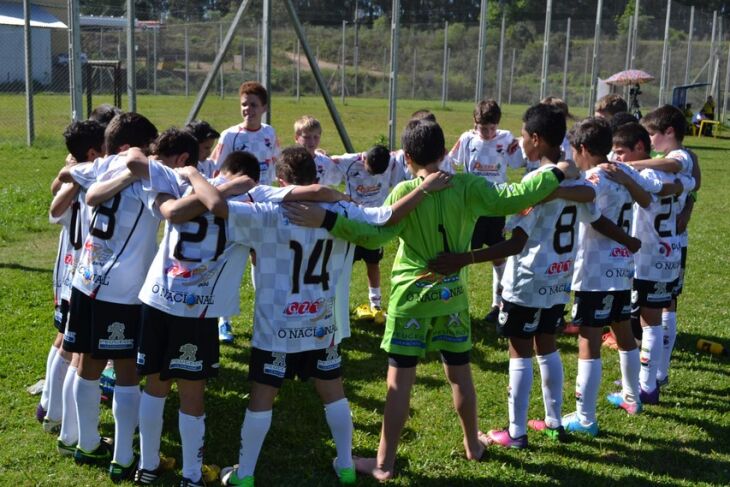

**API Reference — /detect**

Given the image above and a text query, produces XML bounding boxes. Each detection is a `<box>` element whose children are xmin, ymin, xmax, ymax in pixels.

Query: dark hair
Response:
<box><xmin>152</xmin><ymin>128</ymin><xmax>199</xmax><ymax>166</ymax></box>
<box><xmin>410</xmin><ymin>109</ymin><xmax>436</xmax><ymax>122</ymax></box>
<box><xmin>239</xmin><ymin>81</ymin><xmax>268</xmax><ymax>106</ymax></box>
<box><xmin>88</xmin><ymin>104</ymin><xmax>122</xmax><ymax>128</ymax></box>
<box><xmin>473</xmin><ymin>98</ymin><xmax>501</xmax><ymax>125</ymax></box>
<box><xmin>641</xmin><ymin>104</ymin><xmax>687</xmax><ymax>142</ymax></box>
<box><xmin>185</xmin><ymin>120</ymin><xmax>220</xmax><ymax>142</ymax></box>
<box><xmin>63</xmin><ymin>120</ymin><xmax>105</xmax><ymax>162</ymax></box>
<box><xmin>568</xmin><ymin>117</ymin><xmax>613</xmax><ymax>156</ymax></box>
<box><xmin>595</xmin><ymin>94</ymin><xmax>628</xmax><ymax>117</ymax></box>
<box><xmin>522</xmin><ymin>104</ymin><xmax>566</xmax><ymax>148</ymax></box>
<box><xmin>612</xmin><ymin>122</ymin><xmax>651</xmax><ymax>156</ymax></box>
<box><xmin>609</xmin><ymin>112</ymin><xmax>639</xmax><ymax>132</ymax></box>
<box><xmin>364</xmin><ymin>145</ymin><xmax>391</xmax><ymax>175</ymax></box>
<box><xmin>104</xmin><ymin>112</ymin><xmax>158</xmax><ymax>155</ymax></box>
<box><xmin>401</xmin><ymin>119</ymin><xmax>446</xmax><ymax>166</ymax></box>
<box><xmin>276</xmin><ymin>146</ymin><xmax>317</xmax><ymax>185</ymax></box>
<box><xmin>220</xmin><ymin>151</ymin><xmax>260</xmax><ymax>182</ymax></box>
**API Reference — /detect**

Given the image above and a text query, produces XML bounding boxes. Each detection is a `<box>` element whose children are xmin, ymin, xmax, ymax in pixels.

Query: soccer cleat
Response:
<box><xmin>656</xmin><ymin>376</ymin><xmax>670</xmax><ymax>388</ymax></box>
<box><xmin>527</xmin><ymin>419</ymin><xmax>569</xmax><ymax>442</ymax></box>
<box><xmin>134</xmin><ymin>454</ymin><xmax>176</xmax><ymax>485</ymax></box>
<box><xmin>74</xmin><ymin>437</ymin><xmax>113</xmax><ymax>465</ymax></box>
<box><xmin>219</xmin><ymin>319</ymin><xmax>234</xmax><ymax>343</ymax></box>
<box><xmin>484</xmin><ymin>306</ymin><xmax>500</xmax><ymax>324</ymax></box>
<box><xmin>561</xmin><ymin>412</ymin><xmax>599</xmax><ymax>437</ymax></box>
<box><xmin>110</xmin><ymin>455</ymin><xmax>138</xmax><ymax>483</ymax></box>
<box><xmin>220</xmin><ymin>465</ymin><xmax>255</xmax><ymax>487</ymax></box>
<box><xmin>179</xmin><ymin>477</ymin><xmax>205</xmax><ymax>487</ymax></box>
<box><xmin>202</xmin><ymin>464</ymin><xmax>220</xmax><ymax>484</ymax></box>
<box><xmin>606</xmin><ymin>392</ymin><xmax>643</xmax><ymax>415</ymax></box>
<box><xmin>332</xmin><ymin>458</ymin><xmax>356</xmax><ymax>485</ymax></box>
<box><xmin>372</xmin><ymin>306</ymin><xmax>386</xmax><ymax>325</ymax></box>
<box><xmin>481</xmin><ymin>429</ymin><xmax>527</xmax><ymax>449</ymax></box>
<box><xmin>57</xmin><ymin>439</ymin><xmax>76</xmax><ymax>457</ymax></box>
<box><xmin>42</xmin><ymin>417</ymin><xmax>61</xmax><ymax>434</ymax></box>
<box><xmin>354</xmin><ymin>303</ymin><xmax>375</xmax><ymax>320</ymax></box>
<box><xmin>639</xmin><ymin>387</ymin><xmax>660</xmax><ymax>405</ymax></box>
<box><xmin>35</xmin><ymin>403</ymin><xmax>46</xmax><ymax>423</ymax></box>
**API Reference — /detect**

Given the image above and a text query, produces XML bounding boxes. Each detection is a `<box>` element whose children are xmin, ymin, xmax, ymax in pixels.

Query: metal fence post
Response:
<box><xmin>658</xmin><ymin>0</ymin><xmax>671</xmax><ymax>106</ymax></box>
<box><xmin>475</xmin><ymin>0</ymin><xmax>488</xmax><ymax>103</ymax></box>
<box><xmin>262</xmin><ymin>0</ymin><xmax>271</xmax><ymax>122</ymax></box>
<box><xmin>562</xmin><ymin>17</ymin><xmax>571</xmax><ymax>102</ymax></box>
<box><xmin>23</xmin><ymin>0</ymin><xmax>33</xmax><ymax>145</ymax></box>
<box><xmin>587</xmin><ymin>0</ymin><xmax>603</xmax><ymax>114</ymax></box>
<box><xmin>684</xmin><ymin>6</ymin><xmax>694</xmax><ymax>85</ymax></box>
<box><xmin>127</xmin><ymin>0</ymin><xmax>136</xmax><ymax>112</ymax></box>
<box><xmin>388</xmin><ymin>0</ymin><xmax>401</xmax><ymax>150</ymax></box>
<box><xmin>540</xmin><ymin>0</ymin><xmax>553</xmax><ymax>100</ymax></box>
<box><xmin>441</xmin><ymin>21</ymin><xmax>448</xmax><ymax>108</ymax></box>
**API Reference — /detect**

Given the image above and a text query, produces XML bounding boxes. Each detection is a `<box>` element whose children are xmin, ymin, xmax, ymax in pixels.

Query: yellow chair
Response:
<box><xmin>698</xmin><ymin>119</ymin><xmax>720</xmax><ymax>137</ymax></box>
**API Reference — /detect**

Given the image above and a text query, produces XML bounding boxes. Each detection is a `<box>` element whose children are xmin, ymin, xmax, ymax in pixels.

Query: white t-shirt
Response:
<box><xmin>211</xmin><ymin>123</ymin><xmax>280</xmax><ymax>185</ymax></box>
<box><xmin>314</xmin><ymin>152</ymin><xmax>340</xmax><ymax>186</ymax></box>
<box><xmin>631</xmin><ymin>168</ymin><xmax>694</xmax><ymax>283</ymax></box>
<box><xmin>227</xmin><ymin>200</ymin><xmax>391</xmax><ymax>353</ymax></box>
<box><xmin>666</xmin><ymin>148</ymin><xmax>695</xmax><ymax>248</ymax></box>
<box><xmin>70</xmin><ymin>156</ymin><xmax>162</xmax><ymax>304</ymax></box>
<box><xmin>449</xmin><ymin>129</ymin><xmax>523</xmax><ymax>184</ymax></box>
<box><xmin>329</xmin><ymin>152</ymin><xmax>404</xmax><ymax>207</ymax></box>
<box><xmin>138</xmin><ymin>181</ymin><xmax>292</xmax><ymax>318</ymax></box>
<box><xmin>501</xmin><ymin>166</ymin><xmax>600</xmax><ymax>308</ymax></box>
<box><xmin>51</xmin><ymin>185</ymin><xmax>91</xmax><ymax>304</ymax></box>
<box><xmin>572</xmin><ymin>163</ymin><xmax>662</xmax><ymax>292</ymax></box>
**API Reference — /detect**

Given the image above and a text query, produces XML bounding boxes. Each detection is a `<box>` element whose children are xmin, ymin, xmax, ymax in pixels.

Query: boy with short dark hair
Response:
<box><xmin>594</xmin><ymin>94</ymin><xmax>628</xmax><ymax>120</ymax></box>
<box><xmin>185</xmin><ymin>120</ymin><xmax>221</xmax><ymax>178</ymax></box>
<box><xmin>449</xmin><ymin>98</ymin><xmax>523</xmax><ymax>323</ymax></box>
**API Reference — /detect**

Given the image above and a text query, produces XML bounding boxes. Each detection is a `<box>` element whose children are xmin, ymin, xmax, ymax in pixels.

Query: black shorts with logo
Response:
<box><xmin>63</xmin><ymin>287</ymin><xmax>140</xmax><ymax>359</ymax></box>
<box><xmin>248</xmin><ymin>345</ymin><xmax>342</xmax><ymax>388</ymax></box>
<box><xmin>353</xmin><ymin>245</ymin><xmax>384</xmax><ymax>264</ymax></box>
<box><xmin>497</xmin><ymin>301</ymin><xmax>564</xmax><ymax>339</ymax></box>
<box><xmin>137</xmin><ymin>304</ymin><xmax>219</xmax><ymax>381</ymax></box>
<box><xmin>471</xmin><ymin>216</ymin><xmax>506</xmax><ymax>249</ymax></box>
<box><xmin>54</xmin><ymin>299</ymin><xmax>70</xmax><ymax>334</ymax></box>
<box><xmin>631</xmin><ymin>278</ymin><xmax>674</xmax><ymax>312</ymax></box>
<box><xmin>572</xmin><ymin>290</ymin><xmax>632</xmax><ymax>328</ymax></box>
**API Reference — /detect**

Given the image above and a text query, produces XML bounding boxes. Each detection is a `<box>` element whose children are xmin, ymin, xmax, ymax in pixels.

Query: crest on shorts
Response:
<box><xmin>654</xmin><ymin>282</ymin><xmax>667</xmax><ymax>295</ymax></box>
<box><xmin>317</xmin><ymin>346</ymin><xmax>342</xmax><ymax>371</ymax></box>
<box><xmin>179</xmin><ymin>343</ymin><xmax>198</xmax><ymax>362</ymax></box>
<box><xmin>272</xmin><ymin>352</ymin><xmax>287</xmax><ymax>369</ymax></box>
<box><xmin>169</xmin><ymin>343</ymin><xmax>204</xmax><ymax>372</ymax></box>
<box><xmin>264</xmin><ymin>352</ymin><xmax>287</xmax><ymax>378</ymax></box>
<box><xmin>98</xmin><ymin>321</ymin><xmax>133</xmax><ymax>350</ymax></box>
<box><xmin>108</xmin><ymin>322</ymin><xmax>125</xmax><ymax>341</ymax></box>
<box><xmin>498</xmin><ymin>311</ymin><xmax>508</xmax><ymax>326</ymax></box>
<box><xmin>404</xmin><ymin>318</ymin><xmax>421</xmax><ymax>330</ymax></box>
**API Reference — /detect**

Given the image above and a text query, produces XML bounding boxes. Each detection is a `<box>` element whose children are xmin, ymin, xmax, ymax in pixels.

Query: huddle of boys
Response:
<box><xmin>38</xmin><ymin>83</ymin><xmax>696</xmax><ymax>486</ymax></box>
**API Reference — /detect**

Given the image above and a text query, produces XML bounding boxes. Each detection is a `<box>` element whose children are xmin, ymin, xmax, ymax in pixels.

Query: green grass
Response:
<box><xmin>0</xmin><ymin>96</ymin><xmax>728</xmax><ymax>486</ymax></box>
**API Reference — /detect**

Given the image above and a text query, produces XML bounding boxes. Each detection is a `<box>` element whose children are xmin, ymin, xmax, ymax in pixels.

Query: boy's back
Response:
<box><xmin>331</xmin><ymin>152</ymin><xmax>402</xmax><ymax>207</ymax></box>
<box><xmin>449</xmin><ymin>129</ymin><xmax>522</xmax><ymax>184</ymax></box>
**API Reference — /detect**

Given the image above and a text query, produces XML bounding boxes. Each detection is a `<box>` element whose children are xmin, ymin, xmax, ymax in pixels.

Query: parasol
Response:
<box><xmin>605</xmin><ymin>69</ymin><xmax>655</xmax><ymax>86</ymax></box>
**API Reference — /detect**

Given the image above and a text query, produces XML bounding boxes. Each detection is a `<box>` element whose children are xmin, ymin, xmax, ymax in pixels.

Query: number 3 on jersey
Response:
<box><xmin>289</xmin><ymin>239</ymin><xmax>334</xmax><ymax>293</ymax></box>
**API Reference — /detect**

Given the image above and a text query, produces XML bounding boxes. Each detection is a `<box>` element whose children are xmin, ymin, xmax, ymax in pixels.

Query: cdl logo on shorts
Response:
<box><xmin>545</xmin><ymin>260</ymin><xmax>572</xmax><ymax>275</ymax></box>
<box><xmin>284</xmin><ymin>298</ymin><xmax>325</xmax><ymax>316</ymax></box>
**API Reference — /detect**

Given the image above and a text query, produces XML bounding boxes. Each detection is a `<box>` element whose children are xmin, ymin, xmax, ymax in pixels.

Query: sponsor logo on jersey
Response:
<box><xmin>64</xmin><ymin>253</ymin><xmax>74</xmax><ymax>265</ymax></box>
<box><xmin>264</xmin><ymin>352</ymin><xmax>287</xmax><ymax>378</ymax></box>
<box><xmin>355</xmin><ymin>183</ymin><xmax>382</xmax><ymax>197</ymax></box>
<box><xmin>165</xmin><ymin>264</ymin><xmax>215</xmax><ymax>285</ymax></box>
<box><xmin>610</xmin><ymin>247</ymin><xmax>631</xmax><ymax>258</ymax></box>
<box><xmin>98</xmin><ymin>322</ymin><xmax>134</xmax><ymax>350</ymax></box>
<box><xmin>277</xmin><ymin>323</ymin><xmax>336</xmax><ymax>340</ymax></box>
<box><xmin>79</xmin><ymin>266</ymin><xmax>111</xmax><ymax>286</ymax></box>
<box><xmin>170</xmin><ymin>343</ymin><xmax>203</xmax><ymax>372</ymax></box>
<box><xmin>605</xmin><ymin>267</ymin><xmax>633</xmax><ymax>278</ymax></box>
<box><xmin>658</xmin><ymin>241</ymin><xmax>672</xmax><ymax>256</ymax></box>
<box><xmin>284</xmin><ymin>298</ymin><xmax>325</xmax><ymax>316</ymax></box>
<box><xmin>317</xmin><ymin>346</ymin><xmax>341</xmax><ymax>371</ymax></box>
<box><xmin>654</xmin><ymin>261</ymin><xmax>680</xmax><ymax>270</ymax></box>
<box><xmin>414</xmin><ymin>274</ymin><xmax>460</xmax><ymax>288</ymax></box>
<box><xmin>472</xmin><ymin>161</ymin><xmax>500</xmax><ymax>173</ymax></box>
<box><xmin>406</xmin><ymin>284</ymin><xmax>464</xmax><ymax>303</ymax></box>
<box><xmin>537</xmin><ymin>283</ymin><xmax>571</xmax><ymax>296</ymax></box>
<box><xmin>83</xmin><ymin>241</ymin><xmax>113</xmax><ymax>265</ymax></box>
<box><xmin>545</xmin><ymin>259</ymin><xmax>573</xmax><ymax>275</ymax></box>
<box><xmin>151</xmin><ymin>284</ymin><xmax>215</xmax><ymax>307</ymax></box>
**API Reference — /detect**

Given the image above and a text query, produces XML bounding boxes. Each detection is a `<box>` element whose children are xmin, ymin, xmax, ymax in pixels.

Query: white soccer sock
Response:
<box><xmin>368</xmin><ymin>287</ymin><xmax>382</xmax><ymax>308</ymax></box>
<box><xmin>575</xmin><ymin>358</ymin><xmax>601</xmax><ymax>424</ymax></box>
<box><xmin>40</xmin><ymin>345</ymin><xmax>59</xmax><ymax>410</ymax></box>
<box><xmin>46</xmin><ymin>353</ymin><xmax>70</xmax><ymax>421</ymax></box>
<box><xmin>179</xmin><ymin>411</ymin><xmax>205</xmax><ymax>482</ymax></box>
<box><xmin>537</xmin><ymin>351</ymin><xmax>564</xmax><ymax>429</ymax></box>
<box><xmin>58</xmin><ymin>365</ymin><xmax>78</xmax><ymax>446</ymax></box>
<box><xmin>492</xmin><ymin>263</ymin><xmax>506</xmax><ymax>307</ymax></box>
<box><xmin>112</xmin><ymin>385</ymin><xmax>141</xmax><ymax>466</ymax></box>
<box><xmin>139</xmin><ymin>392</ymin><xmax>166</xmax><ymax>471</ymax></box>
<box><xmin>657</xmin><ymin>311</ymin><xmax>677</xmax><ymax>382</ymax></box>
<box><xmin>639</xmin><ymin>325</ymin><xmax>663</xmax><ymax>393</ymax></box>
<box><xmin>619</xmin><ymin>349</ymin><xmax>641</xmax><ymax>403</ymax></box>
<box><xmin>508</xmin><ymin>358</ymin><xmax>532</xmax><ymax>438</ymax></box>
<box><xmin>324</xmin><ymin>398</ymin><xmax>354</xmax><ymax>469</ymax></box>
<box><xmin>236</xmin><ymin>409</ymin><xmax>272</xmax><ymax>478</ymax></box>
<box><xmin>74</xmin><ymin>375</ymin><xmax>101</xmax><ymax>452</ymax></box>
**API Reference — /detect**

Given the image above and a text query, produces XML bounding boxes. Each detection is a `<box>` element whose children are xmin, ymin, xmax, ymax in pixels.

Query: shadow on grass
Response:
<box><xmin>0</xmin><ymin>262</ymin><xmax>53</xmax><ymax>274</ymax></box>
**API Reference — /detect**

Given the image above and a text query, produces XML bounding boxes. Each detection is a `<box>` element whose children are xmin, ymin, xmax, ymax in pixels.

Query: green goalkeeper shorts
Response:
<box><xmin>380</xmin><ymin>309</ymin><xmax>472</xmax><ymax>357</ymax></box>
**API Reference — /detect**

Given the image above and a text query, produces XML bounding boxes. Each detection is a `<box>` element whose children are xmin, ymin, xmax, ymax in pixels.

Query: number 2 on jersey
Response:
<box><xmin>289</xmin><ymin>239</ymin><xmax>334</xmax><ymax>293</ymax></box>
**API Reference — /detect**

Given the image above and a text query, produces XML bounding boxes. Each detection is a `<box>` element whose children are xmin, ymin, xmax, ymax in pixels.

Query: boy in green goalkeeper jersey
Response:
<box><xmin>285</xmin><ymin>118</ymin><xmax>573</xmax><ymax>480</ymax></box>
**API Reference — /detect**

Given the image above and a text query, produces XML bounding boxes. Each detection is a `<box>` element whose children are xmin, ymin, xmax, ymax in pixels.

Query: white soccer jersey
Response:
<box><xmin>330</xmin><ymin>152</ymin><xmax>403</xmax><ymax>207</ymax></box>
<box><xmin>501</xmin><ymin>166</ymin><xmax>600</xmax><ymax>308</ymax></box>
<box><xmin>667</xmin><ymin>148</ymin><xmax>695</xmax><ymax>248</ymax></box>
<box><xmin>392</xmin><ymin>149</ymin><xmax>453</xmax><ymax>181</ymax></box>
<box><xmin>197</xmin><ymin>159</ymin><xmax>216</xmax><ymax>179</ymax></box>
<box><xmin>51</xmin><ymin>186</ymin><xmax>92</xmax><ymax>304</ymax></box>
<box><xmin>572</xmin><ymin>164</ymin><xmax>662</xmax><ymax>292</ymax></box>
<box><xmin>71</xmin><ymin>157</ymin><xmax>162</xmax><ymax>304</ymax></box>
<box><xmin>138</xmin><ymin>178</ymin><xmax>292</xmax><ymax>319</ymax></box>
<box><xmin>631</xmin><ymin>169</ymin><xmax>694</xmax><ymax>283</ymax></box>
<box><xmin>449</xmin><ymin>129</ymin><xmax>522</xmax><ymax>184</ymax></box>
<box><xmin>227</xmin><ymin>201</ymin><xmax>391</xmax><ymax>353</ymax></box>
<box><xmin>314</xmin><ymin>152</ymin><xmax>340</xmax><ymax>186</ymax></box>
<box><xmin>211</xmin><ymin>123</ymin><xmax>280</xmax><ymax>185</ymax></box>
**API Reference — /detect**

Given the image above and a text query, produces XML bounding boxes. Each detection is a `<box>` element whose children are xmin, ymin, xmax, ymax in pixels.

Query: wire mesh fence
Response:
<box><xmin>2</xmin><ymin>0</ymin><xmax>727</xmax><ymax>146</ymax></box>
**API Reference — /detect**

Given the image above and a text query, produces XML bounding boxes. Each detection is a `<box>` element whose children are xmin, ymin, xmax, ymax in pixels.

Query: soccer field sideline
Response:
<box><xmin>0</xmin><ymin>98</ymin><xmax>729</xmax><ymax>486</ymax></box>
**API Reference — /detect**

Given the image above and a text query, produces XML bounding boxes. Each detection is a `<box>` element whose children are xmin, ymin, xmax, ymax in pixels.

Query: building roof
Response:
<box><xmin>0</xmin><ymin>1</ymin><xmax>66</xmax><ymax>29</ymax></box>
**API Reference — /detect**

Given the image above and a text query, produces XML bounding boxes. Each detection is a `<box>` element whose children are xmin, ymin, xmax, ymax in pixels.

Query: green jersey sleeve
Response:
<box><xmin>465</xmin><ymin>168</ymin><xmax>561</xmax><ymax>218</ymax></box>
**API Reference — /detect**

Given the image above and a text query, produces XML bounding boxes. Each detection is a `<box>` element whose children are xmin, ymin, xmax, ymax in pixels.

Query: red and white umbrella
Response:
<box><xmin>605</xmin><ymin>69</ymin><xmax>655</xmax><ymax>86</ymax></box>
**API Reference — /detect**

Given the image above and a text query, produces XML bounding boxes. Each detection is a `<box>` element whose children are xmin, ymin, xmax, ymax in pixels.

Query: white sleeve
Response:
<box><xmin>248</xmin><ymin>184</ymin><xmax>294</xmax><ymax>203</ymax></box>
<box><xmin>69</xmin><ymin>161</ymin><xmax>99</xmax><ymax>190</ymax></box>
<box><xmin>579</xmin><ymin>200</ymin><xmax>601</xmax><ymax>224</ymax></box>
<box><xmin>622</xmin><ymin>163</ymin><xmax>662</xmax><ymax>193</ymax></box>
<box><xmin>448</xmin><ymin>133</ymin><xmax>469</xmax><ymax>168</ymax></box>
<box><xmin>227</xmin><ymin>201</ymin><xmax>276</xmax><ymax>244</ymax></box>
<box><xmin>666</xmin><ymin>149</ymin><xmax>694</xmax><ymax>175</ymax></box>
<box><xmin>505</xmin><ymin>207</ymin><xmax>538</xmax><ymax>236</ymax></box>
<box><xmin>144</xmin><ymin>159</ymin><xmax>188</xmax><ymax>198</ymax></box>
<box><xmin>333</xmin><ymin>202</ymin><xmax>393</xmax><ymax>225</ymax></box>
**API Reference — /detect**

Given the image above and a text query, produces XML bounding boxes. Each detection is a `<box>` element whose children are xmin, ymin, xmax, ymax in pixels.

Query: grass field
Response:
<box><xmin>1</xmin><ymin>96</ymin><xmax>729</xmax><ymax>486</ymax></box>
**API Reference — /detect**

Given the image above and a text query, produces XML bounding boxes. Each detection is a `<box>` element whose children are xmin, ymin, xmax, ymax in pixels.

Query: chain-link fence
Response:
<box><xmin>3</xmin><ymin>1</ymin><xmax>727</xmax><ymax>145</ymax></box>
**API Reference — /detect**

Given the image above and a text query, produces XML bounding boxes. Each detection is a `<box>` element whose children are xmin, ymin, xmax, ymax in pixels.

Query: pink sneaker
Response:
<box><xmin>606</xmin><ymin>392</ymin><xmax>643</xmax><ymax>415</ymax></box>
<box><xmin>479</xmin><ymin>429</ymin><xmax>527</xmax><ymax>449</ymax></box>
